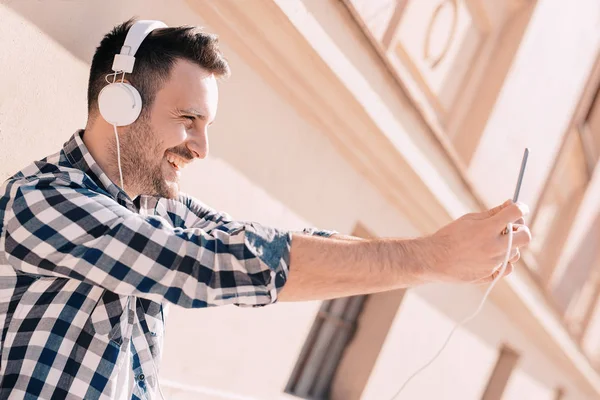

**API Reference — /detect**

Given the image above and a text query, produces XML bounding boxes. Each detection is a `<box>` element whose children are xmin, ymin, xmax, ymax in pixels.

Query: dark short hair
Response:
<box><xmin>87</xmin><ymin>18</ymin><xmax>230</xmax><ymax>120</ymax></box>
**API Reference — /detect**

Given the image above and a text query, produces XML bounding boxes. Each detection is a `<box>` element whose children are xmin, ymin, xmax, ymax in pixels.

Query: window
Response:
<box><xmin>285</xmin><ymin>295</ymin><xmax>368</xmax><ymax>399</ymax></box>
<box><xmin>481</xmin><ymin>345</ymin><xmax>521</xmax><ymax>400</ymax></box>
<box><xmin>344</xmin><ymin>0</ymin><xmax>492</xmax><ymax>124</ymax></box>
<box><xmin>526</xmin><ymin>56</ymin><xmax>600</xmax><ymax>352</ymax></box>
<box><xmin>579</xmin><ymin>87</ymin><xmax>600</xmax><ymax>172</ymax></box>
<box><xmin>285</xmin><ymin>224</ymin><xmax>373</xmax><ymax>399</ymax></box>
<box><xmin>342</xmin><ymin>0</ymin><xmax>538</xmax><ymax>163</ymax></box>
<box><xmin>581</xmin><ymin>294</ymin><xmax>600</xmax><ymax>363</ymax></box>
<box><xmin>557</xmin><ymin>216</ymin><xmax>600</xmax><ymax>335</ymax></box>
<box><xmin>286</xmin><ymin>224</ymin><xmax>410</xmax><ymax>400</ymax></box>
<box><xmin>528</xmin><ymin>129</ymin><xmax>590</xmax><ymax>284</ymax></box>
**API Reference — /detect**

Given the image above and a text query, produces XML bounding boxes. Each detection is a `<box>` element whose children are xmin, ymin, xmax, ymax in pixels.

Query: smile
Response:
<box><xmin>166</xmin><ymin>152</ymin><xmax>192</xmax><ymax>171</ymax></box>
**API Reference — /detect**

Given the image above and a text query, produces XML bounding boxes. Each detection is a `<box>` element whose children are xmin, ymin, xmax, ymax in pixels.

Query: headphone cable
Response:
<box><xmin>390</xmin><ymin>223</ymin><xmax>514</xmax><ymax>399</ymax></box>
<box><xmin>112</xmin><ymin>123</ymin><xmax>125</xmax><ymax>190</ymax></box>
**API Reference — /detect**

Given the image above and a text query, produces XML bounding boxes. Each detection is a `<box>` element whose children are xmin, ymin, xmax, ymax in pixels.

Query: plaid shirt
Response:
<box><xmin>0</xmin><ymin>131</ymin><xmax>333</xmax><ymax>399</ymax></box>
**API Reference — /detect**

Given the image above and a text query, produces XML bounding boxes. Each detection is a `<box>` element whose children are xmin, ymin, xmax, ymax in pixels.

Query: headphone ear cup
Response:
<box><xmin>98</xmin><ymin>82</ymin><xmax>143</xmax><ymax>126</ymax></box>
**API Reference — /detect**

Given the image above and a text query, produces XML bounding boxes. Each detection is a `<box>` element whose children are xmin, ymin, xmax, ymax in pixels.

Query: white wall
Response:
<box><xmin>0</xmin><ymin>2</ymin><xmax>414</xmax><ymax>399</ymax></box>
<box><xmin>363</xmin><ymin>283</ymin><xmax>589</xmax><ymax>399</ymax></box>
<box><xmin>469</xmin><ymin>0</ymin><xmax>600</xmax><ymax>209</ymax></box>
<box><xmin>0</xmin><ymin>1</ymin><xmax>598</xmax><ymax>399</ymax></box>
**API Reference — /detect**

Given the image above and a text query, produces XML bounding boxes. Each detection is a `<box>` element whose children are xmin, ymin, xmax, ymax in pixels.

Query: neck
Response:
<box><xmin>83</xmin><ymin>118</ymin><xmax>138</xmax><ymax>198</ymax></box>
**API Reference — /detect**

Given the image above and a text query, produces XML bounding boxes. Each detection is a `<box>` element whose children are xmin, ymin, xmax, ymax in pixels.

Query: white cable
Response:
<box><xmin>135</xmin><ymin>195</ymin><xmax>166</xmax><ymax>400</ymax></box>
<box><xmin>390</xmin><ymin>223</ymin><xmax>514</xmax><ymax>399</ymax></box>
<box><xmin>151</xmin><ymin>355</ymin><xmax>167</xmax><ymax>400</ymax></box>
<box><xmin>105</xmin><ymin>71</ymin><xmax>119</xmax><ymax>85</ymax></box>
<box><xmin>107</xmin><ymin>70</ymin><xmax>163</xmax><ymax>398</ymax></box>
<box><xmin>112</xmin><ymin>124</ymin><xmax>125</xmax><ymax>190</ymax></box>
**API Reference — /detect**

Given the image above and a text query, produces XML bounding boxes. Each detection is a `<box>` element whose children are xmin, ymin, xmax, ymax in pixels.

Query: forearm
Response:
<box><xmin>278</xmin><ymin>233</ymin><xmax>431</xmax><ymax>302</ymax></box>
<box><xmin>330</xmin><ymin>233</ymin><xmax>364</xmax><ymax>241</ymax></box>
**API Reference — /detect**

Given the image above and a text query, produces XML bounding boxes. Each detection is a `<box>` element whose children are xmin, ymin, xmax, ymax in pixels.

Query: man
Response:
<box><xmin>0</xmin><ymin>18</ymin><xmax>530</xmax><ymax>400</ymax></box>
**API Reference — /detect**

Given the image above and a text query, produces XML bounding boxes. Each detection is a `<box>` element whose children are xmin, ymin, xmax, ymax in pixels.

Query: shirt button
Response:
<box><xmin>138</xmin><ymin>374</ymin><xmax>145</xmax><ymax>381</ymax></box>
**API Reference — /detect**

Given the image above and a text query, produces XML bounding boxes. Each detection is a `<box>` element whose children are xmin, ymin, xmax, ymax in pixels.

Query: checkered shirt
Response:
<box><xmin>0</xmin><ymin>131</ymin><xmax>333</xmax><ymax>399</ymax></box>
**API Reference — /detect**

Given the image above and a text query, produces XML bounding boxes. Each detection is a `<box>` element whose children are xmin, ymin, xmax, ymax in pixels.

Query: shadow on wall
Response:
<box><xmin>4</xmin><ymin>0</ymin><xmax>364</xmax><ymax>233</ymax></box>
<box><xmin>3</xmin><ymin>0</ymin><xmax>191</xmax><ymax>66</ymax></box>
<box><xmin>6</xmin><ymin>0</ymin><xmax>115</xmax><ymax>65</ymax></box>
<box><xmin>3</xmin><ymin>1</ymin><xmax>586</xmax><ymax>396</ymax></box>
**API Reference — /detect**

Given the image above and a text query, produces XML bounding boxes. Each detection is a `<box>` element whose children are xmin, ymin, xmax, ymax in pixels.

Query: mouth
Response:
<box><xmin>165</xmin><ymin>152</ymin><xmax>192</xmax><ymax>172</ymax></box>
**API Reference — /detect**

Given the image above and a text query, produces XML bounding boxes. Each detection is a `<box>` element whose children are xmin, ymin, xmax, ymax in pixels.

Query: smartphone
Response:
<box><xmin>513</xmin><ymin>148</ymin><xmax>529</xmax><ymax>203</ymax></box>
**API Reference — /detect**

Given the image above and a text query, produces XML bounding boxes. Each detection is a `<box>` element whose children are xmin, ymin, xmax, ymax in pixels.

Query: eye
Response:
<box><xmin>182</xmin><ymin>116</ymin><xmax>195</xmax><ymax>127</ymax></box>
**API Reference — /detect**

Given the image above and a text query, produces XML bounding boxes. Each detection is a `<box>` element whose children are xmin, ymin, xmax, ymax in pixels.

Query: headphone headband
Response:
<box><xmin>112</xmin><ymin>20</ymin><xmax>168</xmax><ymax>73</ymax></box>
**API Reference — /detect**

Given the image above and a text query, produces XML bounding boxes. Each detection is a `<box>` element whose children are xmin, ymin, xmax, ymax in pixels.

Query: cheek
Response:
<box><xmin>149</xmin><ymin>115</ymin><xmax>188</xmax><ymax>148</ymax></box>
<box><xmin>160</xmin><ymin>124</ymin><xmax>188</xmax><ymax>150</ymax></box>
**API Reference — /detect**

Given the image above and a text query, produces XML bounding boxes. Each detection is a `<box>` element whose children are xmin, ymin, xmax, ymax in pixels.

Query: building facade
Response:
<box><xmin>2</xmin><ymin>0</ymin><xmax>600</xmax><ymax>399</ymax></box>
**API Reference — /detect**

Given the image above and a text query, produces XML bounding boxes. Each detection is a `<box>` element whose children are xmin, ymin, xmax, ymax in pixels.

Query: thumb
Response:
<box><xmin>484</xmin><ymin>199</ymin><xmax>513</xmax><ymax>218</ymax></box>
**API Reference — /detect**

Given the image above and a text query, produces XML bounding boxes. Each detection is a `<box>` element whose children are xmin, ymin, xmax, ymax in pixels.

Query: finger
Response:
<box><xmin>509</xmin><ymin>248</ymin><xmax>520</xmax><ymax>263</ymax></box>
<box><xmin>504</xmin><ymin>262</ymin><xmax>515</xmax><ymax>276</ymax></box>
<box><xmin>493</xmin><ymin>202</ymin><xmax>530</xmax><ymax>228</ymax></box>
<box><xmin>474</xmin><ymin>273</ymin><xmax>495</xmax><ymax>285</ymax></box>
<box><xmin>495</xmin><ymin>262</ymin><xmax>514</xmax><ymax>277</ymax></box>
<box><xmin>478</xmin><ymin>263</ymin><xmax>515</xmax><ymax>284</ymax></box>
<box><xmin>513</xmin><ymin>218</ymin><xmax>525</xmax><ymax>227</ymax></box>
<box><xmin>502</xmin><ymin>222</ymin><xmax>525</xmax><ymax>237</ymax></box>
<box><xmin>498</xmin><ymin>226</ymin><xmax>531</xmax><ymax>251</ymax></box>
<box><xmin>511</xmin><ymin>223</ymin><xmax>525</xmax><ymax>231</ymax></box>
<box><xmin>510</xmin><ymin>226</ymin><xmax>532</xmax><ymax>248</ymax></box>
<box><xmin>484</xmin><ymin>199</ymin><xmax>513</xmax><ymax>218</ymax></box>
<box><xmin>492</xmin><ymin>247</ymin><xmax>519</xmax><ymax>264</ymax></box>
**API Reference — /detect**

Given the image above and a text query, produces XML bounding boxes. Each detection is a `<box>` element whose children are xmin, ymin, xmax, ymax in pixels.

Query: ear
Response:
<box><xmin>98</xmin><ymin>80</ymin><xmax>143</xmax><ymax>126</ymax></box>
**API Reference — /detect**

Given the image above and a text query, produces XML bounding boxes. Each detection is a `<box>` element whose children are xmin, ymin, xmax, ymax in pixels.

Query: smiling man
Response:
<box><xmin>0</xmin><ymin>19</ymin><xmax>531</xmax><ymax>400</ymax></box>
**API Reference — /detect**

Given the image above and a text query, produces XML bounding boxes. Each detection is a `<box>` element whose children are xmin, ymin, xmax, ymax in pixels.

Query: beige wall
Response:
<box><xmin>469</xmin><ymin>0</ymin><xmax>600</xmax><ymax>208</ymax></box>
<box><xmin>0</xmin><ymin>2</ymin><xmax>415</xmax><ymax>399</ymax></box>
<box><xmin>363</xmin><ymin>284</ymin><xmax>586</xmax><ymax>399</ymax></box>
<box><xmin>1</xmin><ymin>1</ymin><xmax>599</xmax><ymax>399</ymax></box>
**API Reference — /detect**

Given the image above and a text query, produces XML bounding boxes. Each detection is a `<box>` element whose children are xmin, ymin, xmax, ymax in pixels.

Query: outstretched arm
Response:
<box><xmin>279</xmin><ymin>200</ymin><xmax>531</xmax><ymax>302</ymax></box>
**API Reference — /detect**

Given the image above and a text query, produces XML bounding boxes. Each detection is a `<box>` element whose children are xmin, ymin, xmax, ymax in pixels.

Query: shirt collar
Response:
<box><xmin>63</xmin><ymin>130</ymin><xmax>134</xmax><ymax>208</ymax></box>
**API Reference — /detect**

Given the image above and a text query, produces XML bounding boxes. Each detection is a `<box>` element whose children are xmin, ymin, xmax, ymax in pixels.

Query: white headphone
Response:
<box><xmin>98</xmin><ymin>20</ymin><xmax>168</xmax><ymax>126</ymax></box>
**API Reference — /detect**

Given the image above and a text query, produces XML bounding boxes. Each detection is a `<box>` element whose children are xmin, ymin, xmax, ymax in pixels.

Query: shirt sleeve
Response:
<box><xmin>146</xmin><ymin>193</ymin><xmax>338</xmax><ymax>239</ymax></box>
<box><xmin>3</xmin><ymin>180</ymin><xmax>293</xmax><ymax>308</ymax></box>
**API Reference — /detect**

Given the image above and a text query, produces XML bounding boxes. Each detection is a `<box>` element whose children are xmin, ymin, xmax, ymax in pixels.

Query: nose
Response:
<box><xmin>186</xmin><ymin>128</ymin><xmax>209</xmax><ymax>159</ymax></box>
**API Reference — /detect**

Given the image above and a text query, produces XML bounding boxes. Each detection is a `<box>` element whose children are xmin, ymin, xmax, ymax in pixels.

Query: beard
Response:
<box><xmin>107</xmin><ymin>117</ymin><xmax>186</xmax><ymax>199</ymax></box>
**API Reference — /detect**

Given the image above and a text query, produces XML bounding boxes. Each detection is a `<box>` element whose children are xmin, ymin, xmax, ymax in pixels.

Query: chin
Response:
<box><xmin>146</xmin><ymin>178</ymin><xmax>180</xmax><ymax>199</ymax></box>
<box><xmin>163</xmin><ymin>181</ymin><xmax>180</xmax><ymax>199</ymax></box>
<box><xmin>155</xmin><ymin>163</ymin><xmax>181</xmax><ymax>199</ymax></box>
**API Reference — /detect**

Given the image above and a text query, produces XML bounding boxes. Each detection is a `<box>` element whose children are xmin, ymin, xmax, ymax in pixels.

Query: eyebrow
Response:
<box><xmin>177</xmin><ymin>108</ymin><xmax>208</xmax><ymax>121</ymax></box>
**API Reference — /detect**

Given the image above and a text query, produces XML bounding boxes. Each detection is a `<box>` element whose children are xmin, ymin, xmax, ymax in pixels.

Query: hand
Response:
<box><xmin>423</xmin><ymin>200</ymin><xmax>532</xmax><ymax>284</ymax></box>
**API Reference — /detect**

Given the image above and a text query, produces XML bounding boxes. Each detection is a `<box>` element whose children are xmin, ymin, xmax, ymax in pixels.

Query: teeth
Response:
<box><xmin>166</xmin><ymin>153</ymin><xmax>189</xmax><ymax>169</ymax></box>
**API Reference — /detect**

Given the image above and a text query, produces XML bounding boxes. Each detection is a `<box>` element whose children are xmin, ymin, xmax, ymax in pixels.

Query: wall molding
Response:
<box><xmin>191</xmin><ymin>0</ymin><xmax>600</xmax><ymax>396</ymax></box>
